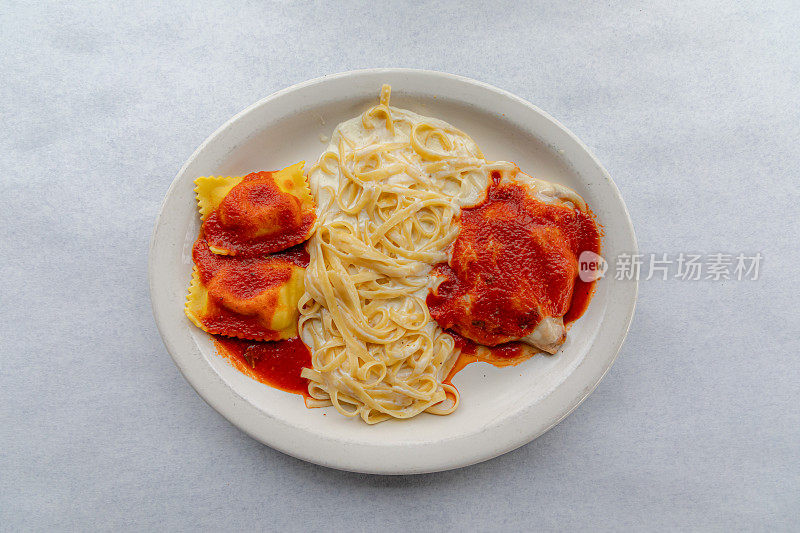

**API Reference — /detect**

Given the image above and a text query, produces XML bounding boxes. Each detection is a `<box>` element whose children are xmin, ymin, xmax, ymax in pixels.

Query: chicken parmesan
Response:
<box><xmin>427</xmin><ymin>167</ymin><xmax>601</xmax><ymax>355</ymax></box>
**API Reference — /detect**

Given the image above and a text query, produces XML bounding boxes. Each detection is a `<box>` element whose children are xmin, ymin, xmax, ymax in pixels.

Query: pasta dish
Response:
<box><xmin>184</xmin><ymin>86</ymin><xmax>601</xmax><ymax>424</ymax></box>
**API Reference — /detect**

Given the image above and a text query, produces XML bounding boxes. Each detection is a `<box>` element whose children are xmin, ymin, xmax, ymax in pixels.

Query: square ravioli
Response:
<box><xmin>193</xmin><ymin>162</ymin><xmax>315</xmax><ymax>257</ymax></box>
<box><xmin>185</xmin><ymin>237</ymin><xmax>306</xmax><ymax>341</ymax></box>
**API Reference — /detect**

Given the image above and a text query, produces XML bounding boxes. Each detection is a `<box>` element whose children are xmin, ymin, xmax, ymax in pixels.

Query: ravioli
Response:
<box><xmin>185</xmin><ymin>237</ymin><xmax>306</xmax><ymax>341</ymax></box>
<box><xmin>194</xmin><ymin>162</ymin><xmax>315</xmax><ymax>257</ymax></box>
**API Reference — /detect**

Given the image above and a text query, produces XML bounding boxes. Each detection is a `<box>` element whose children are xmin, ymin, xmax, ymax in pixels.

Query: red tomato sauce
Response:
<box><xmin>442</xmin><ymin>332</ymin><xmax>534</xmax><ymax>389</ymax></box>
<box><xmin>193</xmin><ymin>236</ymin><xmax>309</xmax><ymax>283</ymax></box>
<box><xmin>429</xmin><ymin>171</ymin><xmax>602</xmax><ymax>383</ymax></box>
<box><xmin>214</xmin><ymin>335</ymin><xmax>311</xmax><ymax>397</ymax></box>
<box><xmin>202</xmin><ymin>171</ymin><xmax>315</xmax><ymax>257</ymax></box>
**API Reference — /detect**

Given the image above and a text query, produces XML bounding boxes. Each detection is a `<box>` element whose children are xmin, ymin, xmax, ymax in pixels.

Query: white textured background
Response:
<box><xmin>2</xmin><ymin>1</ymin><xmax>799</xmax><ymax>530</ymax></box>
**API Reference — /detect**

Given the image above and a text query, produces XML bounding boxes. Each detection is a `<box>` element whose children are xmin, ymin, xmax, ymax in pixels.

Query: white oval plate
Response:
<box><xmin>149</xmin><ymin>69</ymin><xmax>637</xmax><ymax>474</ymax></box>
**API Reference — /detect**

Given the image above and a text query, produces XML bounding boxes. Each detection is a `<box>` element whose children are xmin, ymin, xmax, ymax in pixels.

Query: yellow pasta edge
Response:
<box><xmin>193</xmin><ymin>176</ymin><xmax>244</xmax><ymax>220</ymax></box>
<box><xmin>184</xmin><ymin>266</ymin><xmax>208</xmax><ymax>329</ymax></box>
<box><xmin>273</xmin><ymin>161</ymin><xmax>314</xmax><ymax>209</ymax></box>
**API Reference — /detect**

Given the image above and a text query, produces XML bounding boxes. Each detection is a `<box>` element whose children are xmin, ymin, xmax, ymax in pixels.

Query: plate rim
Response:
<box><xmin>148</xmin><ymin>68</ymin><xmax>638</xmax><ymax>474</ymax></box>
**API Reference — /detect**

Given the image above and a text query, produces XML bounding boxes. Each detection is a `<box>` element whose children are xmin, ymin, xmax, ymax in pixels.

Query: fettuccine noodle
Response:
<box><xmin>299</xmin><ymin>86</ymin><xmax>513</xmax><ymax>423</ymax></box>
